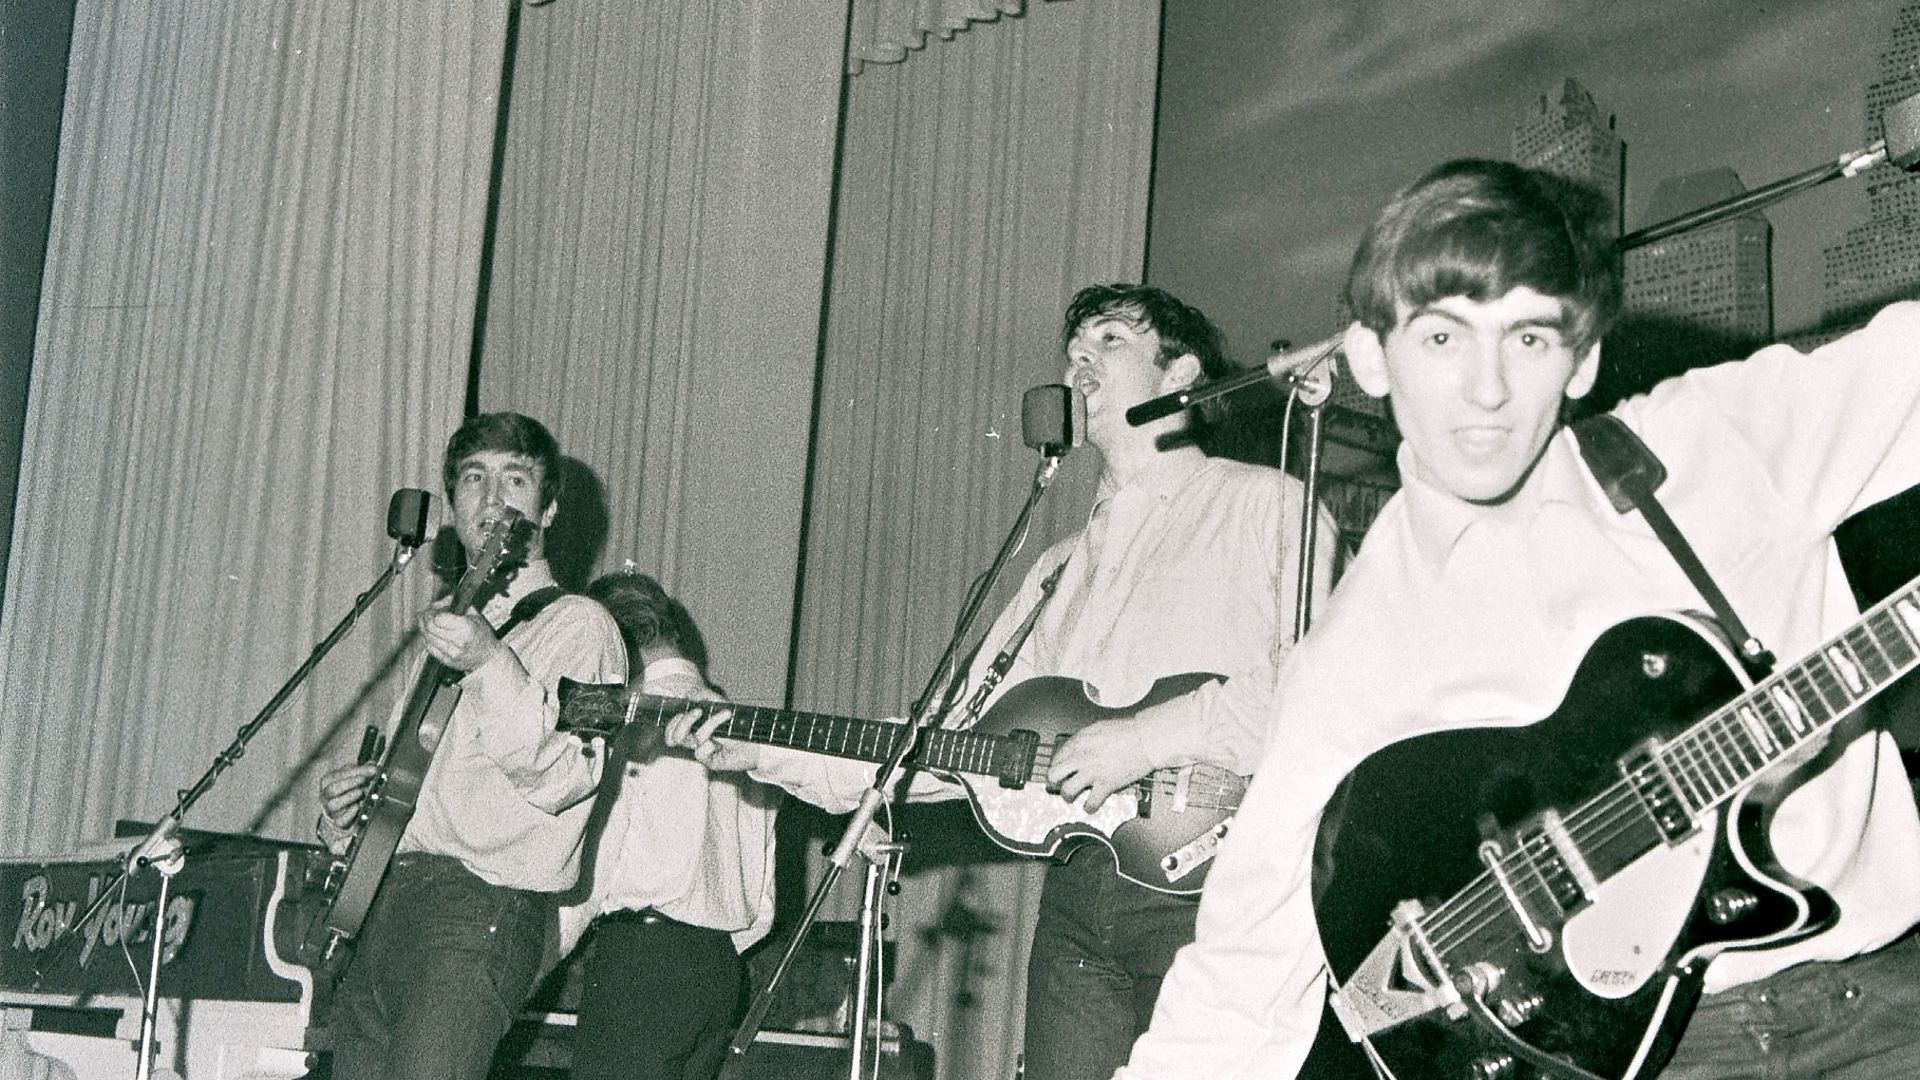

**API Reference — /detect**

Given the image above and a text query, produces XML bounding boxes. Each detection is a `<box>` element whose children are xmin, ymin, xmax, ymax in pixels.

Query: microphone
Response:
<box><xmin>1022</xmin><ymin>384</ymin><xmax>1086</xmax><ymax>457</ymax></box>
<box><xmin>386</xmin><ymin>488</ymin><xmax>432</xmax><ymax>549</ymax></box>
<box><xmin>1884</xmin><ymin>90</ymin><xmax>1920</xmax><ymax>171</ymax></box>
<box><xmin>1126</xmin><ymin>333</ymin><xmax>1343</xmax><ymax>426</ymax></box>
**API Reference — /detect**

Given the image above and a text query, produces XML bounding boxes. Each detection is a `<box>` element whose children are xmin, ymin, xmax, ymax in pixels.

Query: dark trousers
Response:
<box><xmin>328</xmin><ymin>853</ymin><xmax>552</xmax><ymax>1080</ymax></box>
<box><xmin>569</xmin><ymin>909</ymin><xmax>743</xmax><ymax>1080</ymax></box>
<box><xmin>1660</xmin><ymin>928</ymin><xmax>1920</xmax><ymax>1079</ymax></box>
<box><xmin>1021</xmin><ymin>847</ymin><xmax>1200</xmax><ymax>1080</ymax></box>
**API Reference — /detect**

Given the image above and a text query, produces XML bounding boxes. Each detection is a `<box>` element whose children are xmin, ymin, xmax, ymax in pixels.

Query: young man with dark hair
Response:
<box><xmin>559</xmin><ymin>569</ymin><xmax>780</xmax><ymax>1080</ymax></box>
<box><xmin>1118</xmin><ymin>159</ymin><xmax>1920</xmax><ymax>1079</ymax></box>
<box><xmin>316</xmin><ymin>411</ymin><xmax>626</xmax><ymax>1080</ymax></box>
<box><xmin>669</xmin><ymin>283</ymin><xmax>1335</xmax><ymax>1079</ymax></box>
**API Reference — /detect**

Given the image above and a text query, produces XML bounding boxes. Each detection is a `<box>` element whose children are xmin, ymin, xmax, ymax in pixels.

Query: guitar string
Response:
<box><xmin>604</xmin><ymin>696</ymin><xmax>1246</xmax><ymax>809</ymax></box>
<box><xmin>1419</xmin><ymin>608</ymin><xmax>1913</xmax><ymax>953</ymax></box>
<box><xmin>1420</xmin><ymin>614</ymin><xmax>1916</xmax><ymax>958</ymax></box>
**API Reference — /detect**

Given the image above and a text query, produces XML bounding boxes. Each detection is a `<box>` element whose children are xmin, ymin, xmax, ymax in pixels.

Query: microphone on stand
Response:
<box><xmin>1126</xmin><ymin>333</ymin><xmax>1343</xmax><ymax>426</ymax></box>
<box><xmin>386</xmin><ymin>488</ymin><xmax>432</xmax><ymax>564</ymax></box>
<box><xmin>1021</xmin><ymin>383</ymin><xmax>1086</xmax><ymax>458</ymax></box>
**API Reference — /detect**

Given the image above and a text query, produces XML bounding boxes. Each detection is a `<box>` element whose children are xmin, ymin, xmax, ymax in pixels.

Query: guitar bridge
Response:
<box><xmin>1328</xmin><ymin>899</ymin><xmax>1462</xmax><ymax>1042</ymax></box>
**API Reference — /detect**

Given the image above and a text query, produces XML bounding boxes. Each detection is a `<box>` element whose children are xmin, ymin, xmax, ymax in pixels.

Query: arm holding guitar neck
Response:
<box><xmin>736</xmin><ymin>731</ymin><xmax>965</xmax><ymax>815</ymax></box>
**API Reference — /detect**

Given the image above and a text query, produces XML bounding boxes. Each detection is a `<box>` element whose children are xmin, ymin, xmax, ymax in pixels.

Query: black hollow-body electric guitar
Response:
<box><xmin>303</xmin><ymin>510</ymin><xmax>530</xmax><ymax>968</ymax></box>
<box><xmin>1309</xmin><ymin>583</ymin><xmax>1920</xmax><ymax>1080</ymax></box>
<box><xmin>557</xmin><ymin>672</ymin><xmax>1246</xmax><ymax>894</ymax></box>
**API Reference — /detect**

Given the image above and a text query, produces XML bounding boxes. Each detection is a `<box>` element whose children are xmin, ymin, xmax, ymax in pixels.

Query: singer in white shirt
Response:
<box><xmin>670</xmin><ymin>283</ymin><xmax>1335</xmax><ymax>1080</ymax></box>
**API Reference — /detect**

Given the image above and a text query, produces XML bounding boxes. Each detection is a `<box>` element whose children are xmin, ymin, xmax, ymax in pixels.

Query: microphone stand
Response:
<box><xmin>1286</xmin><ymin>361</ymin><xmax>1335</xmax><ymax>640</ymax></box>
<box><xmin>34</xmin><ymin>537</ymin><xmax>423</xmax><ymax>1077</ymax></box>
<box><xmin>718</xmin><ymin>453</ymin><xmax>1068</xmax><ymax>1080</ymax></box>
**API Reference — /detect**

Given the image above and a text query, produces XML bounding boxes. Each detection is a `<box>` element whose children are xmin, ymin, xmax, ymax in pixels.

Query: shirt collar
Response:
<box><xmin>642</xmin><ymin>655</ymin><xmax>701</xmax><ymax>687</ymax></box>
<box><xmin>1398</xmin><ymin>426</ymin><xmax>1594</xmax><ymax>570</ymax></box>
<box><xmin>1094</xmin><ymin>443</ymin><xmax>1211</xmax><ymax>509</ymax></box>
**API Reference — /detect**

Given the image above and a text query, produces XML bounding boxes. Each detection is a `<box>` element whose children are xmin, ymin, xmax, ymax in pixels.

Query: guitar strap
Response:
<box><xmin>1571</xmin><ymin>414</ymin><xmax>1776</xmax><ymax>677</ymax></box>
<box><xmin>494</xmin><ymin>584</ymin><xmax>568</xmax><ymax>639</ymax></box>
<box><xmin>953</xmin><ymin>557</ymin><xmax>1072</xmax><ymax>726</ymax></box>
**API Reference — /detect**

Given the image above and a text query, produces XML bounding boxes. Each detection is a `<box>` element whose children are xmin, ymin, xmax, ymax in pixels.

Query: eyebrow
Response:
<box><xmin>457</xmin><ymin>457</ymin><xmax>535</xmax><ymax>475</ymax></box>
<box><xmin>1404</xmin><ymin>307</ymin><xmax>1571</xmax><ymax>333</ymax></box>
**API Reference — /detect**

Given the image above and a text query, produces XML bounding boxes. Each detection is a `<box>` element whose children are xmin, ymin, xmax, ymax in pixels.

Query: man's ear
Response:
<box><xmin>539</xmin><ymin>498</ymin><xmax>559</xmax><ymax>530</ymax></box>
<box><xmin>1565</xmin><ymin>340</ymin><xmax>1602</xmax><ymax>401</ymax></box>
<box><xmin>1159</xmin><ymin>352</ymin><xmax>1202</xmax><ymax>394</ymax></box>
<box><xmin>1342</xmin><ymin>322</ymin><xmax>1390</xmax><ymax>398</ymax></box>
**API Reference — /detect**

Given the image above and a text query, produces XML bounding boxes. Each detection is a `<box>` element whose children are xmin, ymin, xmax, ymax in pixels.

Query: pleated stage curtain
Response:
<box><xmin>473</xmin><ymin>0</ymin><xmax>846</xmax><ymax>707</ymax></box>
<box><xmin>0</xmin><ymin>1</ymin><xmax>508</xmax><ymax>854</ymax></box>
<box><xmin>790</xmin><ymin>2</ymin><xmax>1162</xmax><ymax>1076</ymax></box>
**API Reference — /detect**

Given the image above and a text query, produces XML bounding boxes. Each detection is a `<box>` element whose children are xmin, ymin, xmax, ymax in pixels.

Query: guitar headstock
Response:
<box><xmin>449</xmin><ymin>507</ymin><xmax>532</xmax><ymax>615</ymax></box>
<box><xmin>555</xmin><ymin>676</ymin><xmax>633</xmax><ymax>739</ymax></box>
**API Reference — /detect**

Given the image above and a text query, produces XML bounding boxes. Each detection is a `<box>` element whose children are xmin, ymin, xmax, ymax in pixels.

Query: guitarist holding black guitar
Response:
<box><xmin>313</xmin><ymin>412</ymin><xmax>627</xmax><ymax>1080</ymax></box>
<box><xmin>1121</xmin><ymin>161</ymin><xmax>1920</xmax><ymax>1080</ymax></box>
<box><xmin>669</xmin><ymin>283</ymin><xmax>1337</xmax><ymax>1080</ymax></box>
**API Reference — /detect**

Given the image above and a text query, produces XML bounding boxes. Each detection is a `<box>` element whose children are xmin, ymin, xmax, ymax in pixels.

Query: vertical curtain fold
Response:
<box><xmin>0</xmin><ymin>1</ymin><xmax>507</xmax><ymax>855</ymax></box>
<box><xmin>475</xmin><ymin>0</ymin><xmax>845</xmax><ymax>707</ymax></box>
<box><xmin>792</xmin><ymin>3</ymin><xmax>1161</xmax><ymax>1075</ymax></box>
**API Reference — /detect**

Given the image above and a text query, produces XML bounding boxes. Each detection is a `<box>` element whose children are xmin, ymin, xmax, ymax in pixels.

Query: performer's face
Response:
<box><xmin>1064</xmin><ymin>312</ymin><xmax>1198</xmax><ymax>448</ymax></box>
<box><xmin>1346</xmin><ymin>286</ymin><xmax>1601</xmax><ymax>506</ymax></box>
<box><xmin>449</xmin><ymin>449</ymin><xmax>553</xmax><ymax>561</ymax></box>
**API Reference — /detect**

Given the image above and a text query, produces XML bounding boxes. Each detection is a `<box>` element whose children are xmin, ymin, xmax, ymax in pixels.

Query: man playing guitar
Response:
<box><xmin>671</xmin><ymin>284</ymin><xmax>1335</xmax><ymax>1080</ymax></box>
<box><xmin>315</xmin><ymin>412</ymin><xmax>626</xmax><ymax>1080</ymax></box>
<box><xmin>1119</xmin><ymin>161</ymin><xmax>1920</xmax><ymax>1080</ymax></box>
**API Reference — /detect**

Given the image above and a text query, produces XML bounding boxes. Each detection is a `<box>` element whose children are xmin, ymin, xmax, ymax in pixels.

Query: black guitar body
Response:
<box><xmin>1308</xmin><ymin>615</ymin><xmax>1835</xmax><ymax>1080</ymax></box>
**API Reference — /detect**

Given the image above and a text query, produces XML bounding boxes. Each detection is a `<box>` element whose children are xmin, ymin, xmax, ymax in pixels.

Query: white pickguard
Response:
<box><xmin>960</xmin><ymin>776</ymin><xmax>1140</xmax><ymax>849</ymax></box>
<box><xmin>1560</xmin><ymin>817</ymin><xmax>1714</xmax><ymax>998</ymax></box>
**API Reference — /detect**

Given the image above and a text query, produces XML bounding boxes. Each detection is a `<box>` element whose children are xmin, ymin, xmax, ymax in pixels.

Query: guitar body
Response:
<box><xmin>949</xmin><ymin>672</ymin><xmax>1243</xmax><ymax>895</ymax></box>
<box><xmin>1309</xmin><ymin>614</ymin><xmax>1834</xmax><ymax>1080</ymax></box>
<box><xmin>304</xmin><ymin>673</ymin><xmax>460</xmax><ymax>970</ymax></box>
<box><xmin>302</xmin><ymin>512</ymin><xmax>528</xmax><ymax>971</ymax></box>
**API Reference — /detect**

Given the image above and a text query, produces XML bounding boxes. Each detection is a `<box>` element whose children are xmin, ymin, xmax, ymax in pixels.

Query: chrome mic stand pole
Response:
<box><xmin>1289</xmin><ymin>359</ymin><xmax>1336</xmax><ymax>640</ymax></box>
<box><xmin>131</xmin><ymin>825</ymin><xmax>184</xmax><ymax>1080</ymax></box>
<box><xmin>848</xmin><ymin>837</ymin><xmax>906</xmax><ymax>1080</ymax></box>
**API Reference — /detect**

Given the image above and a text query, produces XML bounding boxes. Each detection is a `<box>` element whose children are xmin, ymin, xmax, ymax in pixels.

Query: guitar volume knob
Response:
<box><xmin>1468</xmin><ymin>1053</ymin><xmax>1515</xmax><ymax>1080</ymax></box>
<box><xmin>1707</xmin><ymin>887</ymin><xmax>1759</xmax><ymax>924</ymax></box>
<box><xmin>1495</xmin><ymin>990</ymin><xmax>1544</xmax><ymax>1028</ymax></box>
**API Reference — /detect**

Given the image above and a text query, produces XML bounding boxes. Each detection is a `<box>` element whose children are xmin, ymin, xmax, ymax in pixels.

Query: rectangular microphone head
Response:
<box><xmin>386</xmin><ymin>488</ymin><xmax>432</xmax><ymax>546</ymax></box>
<box><xmin>1886</xmin><ymin>89</ymin><xmax>1920</xmax><ymax>172</ymax></box>
<box><xmin>1022</xmin><ymin>384</ymin><xmax>1083</xmax><ymax>452</ymax></box>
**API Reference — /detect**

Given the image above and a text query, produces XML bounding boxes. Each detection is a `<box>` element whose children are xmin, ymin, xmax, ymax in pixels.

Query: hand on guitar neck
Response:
<box><xmin>665</xmin><ymin>705</ymin><xmax>761</xmax><ymax>773</ymax></box>
<box><xmin>665</xmin><ymin>686</ymin><xmax>1169</xmax><ymax>812</ymax></box>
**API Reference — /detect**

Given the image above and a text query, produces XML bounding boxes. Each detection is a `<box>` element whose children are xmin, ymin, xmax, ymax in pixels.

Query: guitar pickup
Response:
<box><xmin>993</xmin><ymin>729</ymin><xmax>1041</xmax><ymax>788</ymax></box>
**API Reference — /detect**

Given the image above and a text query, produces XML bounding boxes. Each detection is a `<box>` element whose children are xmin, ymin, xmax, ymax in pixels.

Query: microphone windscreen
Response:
<box><xmin>387</xmin><ymin>488</ymin><xmax>432</xmax><ymax>547</ymax></box>
<box><xmin>1022</xmin><ymin>384</ymin><xmax>1078</xmax><ymax>454</ymax></box>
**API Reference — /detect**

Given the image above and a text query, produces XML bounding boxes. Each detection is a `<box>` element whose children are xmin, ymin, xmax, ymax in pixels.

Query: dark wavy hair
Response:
<box><xmin>585</xmin><ymin>570</ymin><xmax>709</xmax><ymax>672</ymax></box>
<box><xmin>441</xmin><ymin>412</ymin><xmax>563</xmax><ymax>510</ymax></box>
<box><xmin>1345</xmin><ymin>159</ymin><xmax>1622</xmax><ymax>352</ymax></box>
<box><xmin>1062</xmin><ymin>283</ymin><xmax>1234</xmax><ymax>429</ymax></box>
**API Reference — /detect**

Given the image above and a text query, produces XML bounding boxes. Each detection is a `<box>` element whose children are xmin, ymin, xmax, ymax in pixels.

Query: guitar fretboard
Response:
<box><xmin>584</xmin><ymin>693</ymin><xmax>1038</xmax><ymax>784</ymax></box>
<box><xmin>1655</xmin><ymin>584</ymin><xmax>1920</xmax><ymax>812</ymax></box>
<box><xmin>1422</xmin><ymin>582</ymin><xmax>1920</xmax><ymax>966</ymax></box>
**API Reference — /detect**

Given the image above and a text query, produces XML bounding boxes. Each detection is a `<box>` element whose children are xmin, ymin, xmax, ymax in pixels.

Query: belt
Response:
<box><xmin>598</xmin><ymin>906</ymin><xmax>681</xmax><ymax>928</ymax></box>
